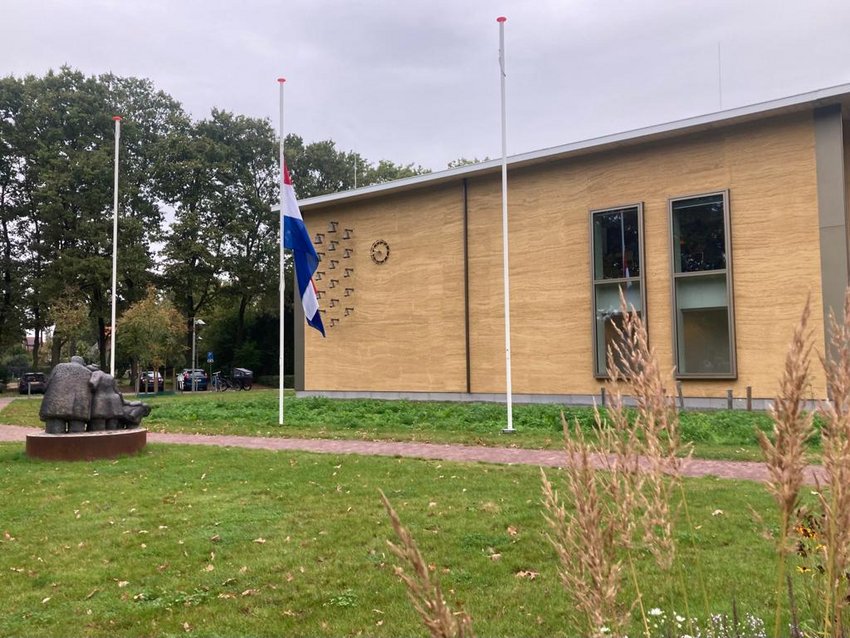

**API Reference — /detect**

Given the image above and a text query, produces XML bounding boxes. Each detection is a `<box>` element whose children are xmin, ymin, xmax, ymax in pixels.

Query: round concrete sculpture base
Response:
<box><xmin>26</xmin><ymin>428</ymin><xmax>147</xmax><ymax>461</ymax></box>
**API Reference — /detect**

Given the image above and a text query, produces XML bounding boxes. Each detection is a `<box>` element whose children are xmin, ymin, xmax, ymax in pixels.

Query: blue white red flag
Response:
<box><xmin>282</xmin><ymin>164</ymin><xmax>325</xmax><ymax>336</ymax></box>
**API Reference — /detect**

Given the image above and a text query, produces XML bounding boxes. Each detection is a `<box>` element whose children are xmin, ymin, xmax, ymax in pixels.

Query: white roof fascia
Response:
<box><xmin>284</xmin><ymin>82</ymin><xmax>850</xmax><ymax>211</ymax></box>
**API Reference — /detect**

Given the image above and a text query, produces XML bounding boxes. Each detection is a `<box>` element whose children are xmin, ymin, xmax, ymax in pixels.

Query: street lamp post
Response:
<box><xmin>191</xmin><ymin>318</ymin><xmax>205</xmax><ymax>391</ymax></box>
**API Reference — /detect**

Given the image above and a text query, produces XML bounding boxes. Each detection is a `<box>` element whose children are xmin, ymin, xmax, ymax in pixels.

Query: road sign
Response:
<box><xmin>207</xmin><ymin>351</ymin><xmax>214</xmax><ymax>363</ymax></box>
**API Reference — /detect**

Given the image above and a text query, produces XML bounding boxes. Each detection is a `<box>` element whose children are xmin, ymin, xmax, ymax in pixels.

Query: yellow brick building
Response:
<box><xmin>289</xmin><ymin>85</ymin><xmax>850</xmax><ymax>408</ymax></box>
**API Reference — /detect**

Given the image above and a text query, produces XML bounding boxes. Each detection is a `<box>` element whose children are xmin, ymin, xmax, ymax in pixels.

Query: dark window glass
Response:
<box><xmin>672</xmin><ymin>194</ymin><xmax>726</xmax><ymax>272</ymax></box>
<box><xmin>593</xmin><ymin>208</ymin><xmax>640</xmax><ymax>280</ymax></box>
<box><xmin>592</xmin><ymin>205</ymin><xmax>643</xmax><ymax>377</ymax></box>
<box><xmin>670</xmin><ymin>192</ymin><xmax>734</xmax><ymax>377</ymax></box>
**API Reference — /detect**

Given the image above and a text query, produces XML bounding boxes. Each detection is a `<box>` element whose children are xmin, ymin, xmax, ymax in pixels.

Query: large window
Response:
<box><xmin>591</xmin><ymin>204</ymin><xmax>645</xmax><ymax>377</ymax></box>
<box><xmin>669</xmin><ymin>191</ymin><xmax>735</xmax><ymax>377</ymax></box>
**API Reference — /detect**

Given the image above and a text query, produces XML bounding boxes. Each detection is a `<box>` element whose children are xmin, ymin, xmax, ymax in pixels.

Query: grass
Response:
<box><xmin>0</xmin><ymin>442</ymin><xmax>783</xmax><ymax>637</ymax></box>
<box><xmin>0</xmin><ymin>390</ymin><xmax>813</xmax><ymax>462</ymax></box>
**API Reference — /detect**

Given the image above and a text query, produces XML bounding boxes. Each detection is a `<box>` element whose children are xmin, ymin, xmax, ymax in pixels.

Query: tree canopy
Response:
<box><xmin>0</xmin><ymin>67</ymin><xmax>429</xmax><ymax>377</ymax></box>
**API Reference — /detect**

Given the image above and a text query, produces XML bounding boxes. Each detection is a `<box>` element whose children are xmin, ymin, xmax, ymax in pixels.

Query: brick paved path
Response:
<box><xmin>0</xmin><ymin>397</ymin><xmax>825</xmax><ymax>484</ymax></box>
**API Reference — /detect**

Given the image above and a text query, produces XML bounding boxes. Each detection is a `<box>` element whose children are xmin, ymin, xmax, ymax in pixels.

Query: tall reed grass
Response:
<box><xmin>383</xmin><ymin>289</ymin><xmax>850</xmax><ymax>638</ymax></box>
<box><xmin>379</xmin><ymin>490</ymin><xmax>475</xmax><ymax>638</ymax></box>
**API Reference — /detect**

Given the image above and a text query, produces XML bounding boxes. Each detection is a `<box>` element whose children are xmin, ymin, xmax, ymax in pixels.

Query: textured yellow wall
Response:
<box><xmin>303</xmin><ymin>184</ymin><xmax>468</xmax><ymax>392</ymax></box>
<box><xmin>304</xmin><ymin>111</ymin><xmax>826</xmax><ymax>398</ymax></box>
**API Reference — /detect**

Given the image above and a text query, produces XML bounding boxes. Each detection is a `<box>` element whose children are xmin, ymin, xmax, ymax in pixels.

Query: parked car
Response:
<box><xmin>179</xmin><ymin>368</ymin><xmax>208</xmax><ymax>391</ymax></box>
<box><xmin>138</xmin><ymin>371</ymin><xmax>164</xmax><ymax>392</ymax></box>
<box><xmin>18</xmin><ymin>372</ymin><xmax>46</xmax><ymax>394</ymax></box>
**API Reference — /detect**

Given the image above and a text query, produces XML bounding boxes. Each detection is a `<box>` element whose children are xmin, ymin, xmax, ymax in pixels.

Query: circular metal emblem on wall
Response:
<box><xmin>370</xmin><ymin>239</ymin><xmax>390</xmax><ymax>264</ymax></box>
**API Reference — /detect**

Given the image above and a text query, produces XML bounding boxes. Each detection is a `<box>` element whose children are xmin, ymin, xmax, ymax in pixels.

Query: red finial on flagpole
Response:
<box><xmin>497</xmin><ymin>16</ymin><xmax>507</xmax><ymax>22</ymax></box>
<box><xmin>112</xmin><ymin>116</ymin><xmax>122</xmax><ymax>121</ymax></box>
<box><xmin>277</xmin><ymin>77</ymin><xmax>286</xmax><ymax>83</ymax></box>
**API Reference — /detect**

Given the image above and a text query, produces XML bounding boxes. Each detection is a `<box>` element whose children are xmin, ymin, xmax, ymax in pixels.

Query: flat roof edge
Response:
<box><xmin>284</xmin><ymin>81</ymin><xmax>850</xmax><ymax>211</ymax></box>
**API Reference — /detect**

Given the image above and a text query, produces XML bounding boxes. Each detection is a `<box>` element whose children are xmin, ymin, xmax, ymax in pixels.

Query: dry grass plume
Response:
<box><xmin>379</xmin><ymin>490</ymin><xmax>474</xmax><ymax>638</ymax></box>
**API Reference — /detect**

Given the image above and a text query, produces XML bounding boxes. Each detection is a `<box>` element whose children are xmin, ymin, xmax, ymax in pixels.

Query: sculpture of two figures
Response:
<box><xmin>39</xmin><ymin>356</ymin><xmax>151</xmax><ymax>434</ymax></box>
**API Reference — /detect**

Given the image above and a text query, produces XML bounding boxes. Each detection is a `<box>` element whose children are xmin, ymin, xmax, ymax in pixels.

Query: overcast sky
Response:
<box><xmin>3</xmin><ymin>1</ymin><xmax>850</xmax><ymax>172</ymax></box>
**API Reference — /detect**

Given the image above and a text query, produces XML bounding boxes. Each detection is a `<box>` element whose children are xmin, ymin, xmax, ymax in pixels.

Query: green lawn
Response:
<box><xmin>0</xmin><ymin>442</ymin><xmax>782</xmax><ymax>637</ymax></box>
<box><xmin>0</xmin><ymin>390</ymin><xmax>805</xmax><ymax>462</ymax></box>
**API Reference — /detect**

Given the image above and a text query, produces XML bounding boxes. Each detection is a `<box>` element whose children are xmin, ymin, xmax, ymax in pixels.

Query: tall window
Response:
<box><xmin>591</xmin><ymin>204</ymin><xmax>645</xmax><ymax>377</ymax></box>
<box><xmin>669</xmin><ymin>191</ymin><xmax>735</xmax><ymax>377</ymax></box>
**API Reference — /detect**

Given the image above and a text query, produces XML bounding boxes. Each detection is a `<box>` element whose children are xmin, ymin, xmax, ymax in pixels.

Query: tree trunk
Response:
<box><xmin>50</xmin><ymin>333</ymin><xmax>63</xmax><ymax>367</ymax></box>
<box><xmin>184</xmin><ymin>293</ymin><xmax>195</xmax><ymax>367</ymax></box>
<box><xmin>0</xmin><ymin>213</ymin><xmax>15</xmax><ymax>350</ymax></box>
<box><xmin>97</xmin><ymin>316</ymin><xmax>107</xmax><ymax>370</ymax></box>
<box><xmin>31</xmin><ymin>307</ymin><xmax>41</xmax><ymax>369</ymax></box>
<box><xmin>235</xmin><ymin>294</ymin><xmax>249</xmax><ymax>348</ymax></box>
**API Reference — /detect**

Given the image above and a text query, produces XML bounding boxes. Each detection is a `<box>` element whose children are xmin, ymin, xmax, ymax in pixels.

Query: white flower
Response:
<box><xmin>599</xmin><ymin>627</ymin><xmax>610</xmax><ymax>634</ymax></box>
<box><xmin>676</xmin><ymin>615</ymin><xmax>686</xmax><ymax>623</ymax></box>
<box><xmin>649</xmin><ymin>608</ymin><xmax>663</xmax><ymax>617</ymax></box>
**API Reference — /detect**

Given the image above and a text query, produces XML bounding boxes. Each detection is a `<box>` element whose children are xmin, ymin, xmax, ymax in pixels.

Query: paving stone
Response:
<box><xmin>0</xmin><ymin>397</ymin><xmax>824</xmax><ymax>484</ymax></box>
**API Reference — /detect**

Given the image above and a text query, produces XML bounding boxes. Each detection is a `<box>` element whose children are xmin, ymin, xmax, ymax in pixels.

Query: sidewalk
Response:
<box><xmin>0</xmin><ymin>396</ymin><xmax>824</xmax><ymax>484</ymax></box>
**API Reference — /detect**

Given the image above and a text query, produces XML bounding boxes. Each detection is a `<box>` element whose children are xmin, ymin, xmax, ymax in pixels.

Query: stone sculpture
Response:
<box><xmin>39</xmin><ymin>357</ymin><xmax>151</xmax><ymax>434</ymax></box>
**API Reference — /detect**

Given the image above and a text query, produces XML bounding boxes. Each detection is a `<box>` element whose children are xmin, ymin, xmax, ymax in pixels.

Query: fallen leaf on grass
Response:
<box><xmin>283</xmin><ymin>609</ymin><xmax>296</xmax><ymax>617</ymax></box>
<box><xmin>4</xmin><ymin>531</ymin><xmax>15</xmax><ymax>541</ymax></box>
<box><xmin>117</xmin><ymin>581</ymin><xmax>129</xmax><ymax>588</ymax></box>
<box><xmin>183</xmin><ymin>621</ymin><xmax>191</xmax><ymax>632</ymax></box>
<box><xmin>241</xmin><ymin>589</ymin><xmax>259</xmax><ymax>597</ymax></box>
<box><xmin>218</xmin><ymin>593</ymin><xmax>236</xmax><ymax>599</ymax></box>
<box><xmin>239</xmin><ymin>566</ymin><xmax>248</xmax><ymax>574</ymax></box>
<box><xmin>507</xmin><ymin>526</ymin><xmax>518</xmax><ymax>537</ymax></box>
<box><xmin>210</xmin><ymin>534</ymin><xmax>221</xmax><ymax>543</ymax></box>
<box><xmin>10</xmin><ymin>567</ymin><xmax>24</xmax><ymax>573</ymax></box>
<box><xmin>712</xmin><ymin>509</ymin><xmax>724</xmax><ymax>517</ymax></box>
<box><xmin>515</xmin><ymin>570</ymin><xmax>540</xmax><ymax>580</ymax></box>
<box><xmin>253</xmin><ymin>538</ymin><xmax>266</xmax><ymax>544</ymax></box>
<box><xmin>85</xmin><ymin>588</ymin><xmax>99</xmax><ymax>600</ymax></box>
<box><xmin>202</xmin><ymin>564</ymin><xmax>215</xmax><ymax>572</ymax></box>
<box><xmin>42</xmin><ymin>597</ymin><xmax>51</xmax><ymax>604</ymax></box>
<box><xmin>489</xmin><ymin>553</ymin><xmax>502</xmax><ymax>561</ymax></box>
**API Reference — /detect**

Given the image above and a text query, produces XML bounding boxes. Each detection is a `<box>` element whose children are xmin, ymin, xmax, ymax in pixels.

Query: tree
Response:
<box><xmin>116</xmin><ymin>286</ymin><xmax>186</xmax><ymax>382</ymax></box>
<box><xmin>158</xmin><ymin>112</ymin><xmax>232</xmax><ymax>360</ymax></box>
<box><xmin>447</xmin><ymin>157</ymin><xmax>490</xmax><ymax>169</ymax></box>
<box><xmin>0</xmin><ymin>76</ymin><xmax>26</xmax><ymax>352</ymax></box>
<box><xmin>207</xmin><ymin>110</ymin><xmax>279</xmax><ymax>349</ymax></box>
<box><xmin>49</xmin><ymin>285</ymin><xmax>90</xmax><ymax>364</ymax></box>
<box><xmin>285</xmin><ymin>134</ymin><xmax>430</xmax><ymax>199</ymax></box>
<box><xmin>0</xmin><ymin>68</ymin><xmax>185</xmax><ymax>368</ymax></box>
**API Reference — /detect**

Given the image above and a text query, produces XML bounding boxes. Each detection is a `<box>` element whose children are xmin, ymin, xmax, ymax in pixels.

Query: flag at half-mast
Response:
<box><xmin>282</xmin><ymin>164</ymin><xmax>325</xmax><ymax>336</ymax></box>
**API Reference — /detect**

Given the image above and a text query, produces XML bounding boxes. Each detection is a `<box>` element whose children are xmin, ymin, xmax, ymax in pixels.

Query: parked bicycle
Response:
<box><xmin>211</xmin><ymin>370</ymin><xmax>253</xmax><ymax>391</ymax></box>
<box><xmin>211</xmin><ymin>371</ymin><xmax>233</xmax><ymax>392</ymax></box>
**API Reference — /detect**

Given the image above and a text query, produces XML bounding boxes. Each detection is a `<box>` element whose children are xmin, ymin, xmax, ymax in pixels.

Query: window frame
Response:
<box><xmin>668</xmin><ymin>189</ymin><xmax>737</xmax><ymax>379</ymax></box>
<box><xmin>589</xmin><ymin>202</ymin><xmax>647</xmax><ymax>379</ymax></box>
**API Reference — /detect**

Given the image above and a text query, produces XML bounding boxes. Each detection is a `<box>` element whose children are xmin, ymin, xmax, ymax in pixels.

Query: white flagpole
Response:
<box><xmin>278</xmin><ymin>78</ymin><xmax>286</xmax><ymax>425</ymax></box>
<box><xmin>109</xmin><ymin>115</ymin><xmax>122</xmax><ymax>377</ymax></box>
<box><xmin>497</xmin><ymin>16</ymin><xmax>514</xmax><ymax>433</ymax></box>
